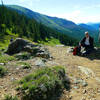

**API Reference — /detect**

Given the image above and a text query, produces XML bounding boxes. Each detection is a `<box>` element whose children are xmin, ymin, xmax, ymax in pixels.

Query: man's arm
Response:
<box><xmin>79</xmin><ymin>37</ymin><xmax>85</xmax><ymax>46</ymax></box>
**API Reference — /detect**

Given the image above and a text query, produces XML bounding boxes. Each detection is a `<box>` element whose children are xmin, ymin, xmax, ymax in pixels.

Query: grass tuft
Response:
<box><xmin>14</xmin><ymin>52</ymin><xmax>32</xmax><ymax>60</ymax></box>
<box><xmin>3</xmin><ymin>95</ymin><xmax>19</xmax><ymax>100</ymax></box>
<box><xmin>0</xmin><ymin>66</ymin><xmax>7</xmax><ymax>77</ymax></box>
<box><xmin>0</xmin><ymin>54</ymin><xmax>16</xmax><ymax>63</ymax></box>
<box><xmin>17</xmin><ymin>62</ymin><xmax>31</xmax><ymax>69</ymax></box>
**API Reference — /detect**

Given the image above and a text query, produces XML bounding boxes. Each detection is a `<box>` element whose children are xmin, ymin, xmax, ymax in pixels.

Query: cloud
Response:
<box><xmin>49</xmin><ymin>10</ymin><xmax>81</xmax><ymax>23</ymax></box>
<box><xmin>48</xmin><ymin>9</ymin><xmax>100</xmax><ymax>23</ymax></box>
<box><xmin>81</xmin><ymin>4</ymin><xmax>100</xmax><ymax>10</ymax></box>
<box><xmin>19</xmin><ymin>0</ymin><xmax>40</xmax><ymax>3</ymax></box>
<box><xmin>17</xmin><ymin>0</ymin><xmax>41</xmax><ymax>10</ymax></box>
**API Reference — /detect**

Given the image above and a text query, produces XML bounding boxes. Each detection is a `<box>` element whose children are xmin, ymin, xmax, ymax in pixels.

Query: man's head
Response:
<box><xmin>85</xmin><ymin>31</ymin><xmax>89</xmax><ymax>38</ymax></box>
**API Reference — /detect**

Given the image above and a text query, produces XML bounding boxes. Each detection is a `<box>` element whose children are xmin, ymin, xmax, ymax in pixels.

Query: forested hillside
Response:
<box><xmin>0</xmin><ymin>5</ymin><xmax>78</xmax><ymax>47</ymax></box>
<box><xmin>7</xmin><ymin>5</ymin><xmax>98</xmax><ymax>40</ymax></box>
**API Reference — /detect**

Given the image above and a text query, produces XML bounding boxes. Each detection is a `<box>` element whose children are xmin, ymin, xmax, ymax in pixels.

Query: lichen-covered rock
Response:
<box><xmin>6</xmin><ymin>38</ymin><xmax>35</xmax><ymax>55</ymax></box>
<box><xmin>35</xmin><ymin>59</ymin><xmax>46</xmax><ymax>67</ymax></box>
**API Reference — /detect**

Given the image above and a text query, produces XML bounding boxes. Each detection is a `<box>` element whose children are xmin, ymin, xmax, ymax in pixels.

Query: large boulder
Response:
<box><xmin>6</xmin><ymin>38</ymin><xmax>51</xmax><ymax>59</ymax></box>
<box><xmin>6</xmin><ymin>38</ymin><xmax>36</xmax><ymax>55</ymax></box>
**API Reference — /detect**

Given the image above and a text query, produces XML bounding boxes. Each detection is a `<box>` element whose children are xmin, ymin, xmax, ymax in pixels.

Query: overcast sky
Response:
<box><xmin>2</xmin><ymin>0</ymin><xmax>100</xmax><ymax>23</ymax></box>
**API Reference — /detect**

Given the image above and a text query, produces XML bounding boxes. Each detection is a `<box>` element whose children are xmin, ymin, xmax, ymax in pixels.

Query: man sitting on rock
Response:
<box><xmin>79</xmin><ymin>31</ymin><xmax>94</xmax><ymax>55</ymax></box>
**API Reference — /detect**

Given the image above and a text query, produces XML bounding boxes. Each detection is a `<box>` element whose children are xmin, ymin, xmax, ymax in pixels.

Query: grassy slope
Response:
<box><xmin>0</xmin><ymin>29</ymin><xmax>18</xmax><ymax>50</ymax></box>
<box><xmin>0</xmin><ymin>27</ymin><xmax>61</xmax><ymax>50</ymax></box>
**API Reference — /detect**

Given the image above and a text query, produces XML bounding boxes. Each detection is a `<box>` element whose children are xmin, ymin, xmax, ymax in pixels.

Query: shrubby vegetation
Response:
<box><xmin>3</xmin><ymin>95</ymin><xmax>19</xmax><ymax>100</ymax></box>
<box><xmin>0</xmin><ymin>54</ymin><xmax>16</xmax><ymax>63</ymax></box>
<box><xmin>0</xmin><ymin>66</ymin><xmax>7</xmax><ymax>77</ymax></box>
<box><xmin>16</xmin><ymin>66</ymin><xmax>70</xmax><ymax>100</ymax></box>
<box><xmin>17</xmin><ymin>62</ymin><xmax>31</xmax><ymax>69</ymax></box>
<box><xmin>14</xmin><ymin>52</ymin><xmax>32</xmax><ymax>60</ymax></box>
<box><xmin>0</xmin><ymin>5</ymin><xmax>78</xmax><ymax>47</ymax></box>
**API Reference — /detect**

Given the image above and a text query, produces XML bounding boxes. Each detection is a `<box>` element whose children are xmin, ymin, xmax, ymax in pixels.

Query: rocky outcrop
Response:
<box><xmin>6</xmin><ymin>38</ymin><xmax>51</xmax><ymax>59</ymax></box>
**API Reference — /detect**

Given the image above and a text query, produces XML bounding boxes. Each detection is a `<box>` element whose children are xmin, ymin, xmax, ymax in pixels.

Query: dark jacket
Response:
<box><xmin>80</xmin><ymin>36</ymin><xmax>94</xmax><ymax>48</ymax></box>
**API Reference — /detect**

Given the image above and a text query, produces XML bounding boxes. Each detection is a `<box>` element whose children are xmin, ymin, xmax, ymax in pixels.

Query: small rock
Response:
<box><xmin>40</xmin><ymin>84</ymin><xmax>47</xmax><ymax>92</ymax></box>
<box><xmin>0</xmin><ymin>86</ymin><xmax>3</xmax><ymax>89</ymax></box>
<box><xmin>69</xmin><ymin>96</ymin><xmax>73</xmax><ymax>99</ymax></box>
<box><xmin>73</xmin><ymin>86</ymin><xmax>79</xmax><ymax>89</ymax></box>
<box><xmin>36</xmin><ymin>52</ymin><xmax>50</xmax><ymax>59</ymax></box>
<box><xmin>16</xmin><ymin>67</ymin><xmax>20</xmax><ymax>70</ymax></box>
<box><xmin>0</xmin><ymin>63</ymin><xmax>5</xmax><ymax>65</ymax></box>
<box><xmin>56</xmin><ymin>45</ymin><xmax>65</xmax><ymax>47</ymax></box>
<box><xmin>81</xmin><ymin>97</ymin><xmax>86</xmax><ymax>100</ymax></box>
<box><xmin>32</xmin><ymin>81</ymin><xmax>35</xmax><ymax>84</ymax></box>
<box><xmin>47</xmin><ymin>61</ymin><xmax>57</xmax><ymax>65</ymax></box>
<box><xmin>82</xmin><ymin>81</ymin><xmax>88</xmax><ymax>87</ymax></box>
<box><xmin>73</xmin><ymin>79</ymin><xmax>80</xmax><ymax>84</ymax></box>
<box><xmin>97</xmin><ymin>89</ymin><xmax>100</xmax><ymax>93</ymax></box>
<box><xmin>8</xmin><ymin>73</ymin><xmax>12</xmax><ymax>76</ymax></box>
<box><xmin>11</xmin><ymin>77</ymin><xmax>16</xmax><ymax>81</ymax></box>
<box><xmin>4</xmin><ymin>88</ymin><xmax>7</xmax><ymax>91</ymax></box>
<box><xmin>35</xmin><ymin>59</ymin><xmax>45</xmax><ymax>67</ymax></box>
<box><xmin>83</xmin><ymin>89</ymin><xmax>87</xmax><ymax>94</ymax></box>
<box><xmin>95</xmin><ymin>77</ymin><xmax>100</xmax><ymax>83</ymax></box>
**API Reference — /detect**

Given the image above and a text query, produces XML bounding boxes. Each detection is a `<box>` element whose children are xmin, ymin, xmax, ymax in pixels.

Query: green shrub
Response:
<box><xmin>17</xmin><ymin>66</ymin><xmax>70</xmax><ymax>100</ymax></box>
<box><xmin>0</xmin><ymin>66</ymin><xmax>7</xmax><ymax>77</ymax></box>
<box><xmin>14</xmin><ymin>52</ymin><xmax>32</xmax><ymax>60</ymax></box>
<box><xmin>4</xmin><ymin>95</ymin><xmax>19</xmax><ymax>100</ymax></box>
<box><xmin>0</xmin><ymin>54</ymin><xmax>16</xmax><ymax>63</ymax></box>
<box><xmin>17</xmin><ymin>62</ymin><xmax>31</xmax><ymax>69</ymax></box>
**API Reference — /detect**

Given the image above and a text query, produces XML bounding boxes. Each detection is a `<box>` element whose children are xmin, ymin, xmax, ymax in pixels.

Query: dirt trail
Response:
<box><xmin>47</xmin><ymin>46</ymin><xmax>100</xmax><ymax>100</ymax></box>
<box><xmin>1</xmin><ymin>46</ymin><xmax>100</xmax><ymax>100</ymax></box>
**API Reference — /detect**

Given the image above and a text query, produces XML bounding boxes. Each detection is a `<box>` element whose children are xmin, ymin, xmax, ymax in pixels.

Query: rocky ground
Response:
<box><xmin>1</xmin><ymin>45</ymin><xmax>100</xmax><ymax>100</ymax></box>
<box><xmin>47</xmin><ymin>46</ymin><xmax>100</xmax><ymax>100</ymax></box>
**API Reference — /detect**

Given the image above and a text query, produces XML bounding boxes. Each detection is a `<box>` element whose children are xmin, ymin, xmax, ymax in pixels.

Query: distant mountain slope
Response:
<box><xmin>87</xmin><ymin>23</ymin><xmax>100</xmax><ymax>30</ymax></box>
<box><xmin>7</xmin><ymin>5</ymin><xmax>90</xmax><ymax>39</ymax></box>
<box><xmin>79</xmin><ymin>23</ymin><xmax>95</xmax><ymax>31</ymax></box>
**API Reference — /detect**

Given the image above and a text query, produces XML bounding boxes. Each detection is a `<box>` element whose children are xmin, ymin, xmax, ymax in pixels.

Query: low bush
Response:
<box><xmin>17</xmin><ymin>62</ymin><xmax>31</xmax><ymax>69</ymax></box>
<box><xmin>14</xmin><ymin>52</ymin><xmax>32</xmax><ymax>60</ymax></box>
<box><xmin>0</xmin><ymin>66</ymin><xmax>7</xmax><ymax>77</ymax></box>
<box><xmin>0</xmin><ymin>54</ymin><xmax>16</xmax><ymax>63</ymax></box>
<box><xmin>17</xmin><ymin>66</ymin><xmax>70</xmax><ymax>100</ymax></box>
<box><xmin>3</xmin><ymin>95</ymin><xmax>19</xmax><ymax>100</ymax></box>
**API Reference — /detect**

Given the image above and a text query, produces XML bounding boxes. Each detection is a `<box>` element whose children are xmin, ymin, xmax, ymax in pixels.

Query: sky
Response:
<box><xmin>2</xmin><ymin>0</ymin><xmax>100</xmax><ymax>23</ymax></box>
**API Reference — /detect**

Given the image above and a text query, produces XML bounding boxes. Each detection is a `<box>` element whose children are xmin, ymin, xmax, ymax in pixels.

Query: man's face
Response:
<box><xmin>85</xmin><ymin>33</ymin><xmax>89</xmax><ymax>38</ymax></box>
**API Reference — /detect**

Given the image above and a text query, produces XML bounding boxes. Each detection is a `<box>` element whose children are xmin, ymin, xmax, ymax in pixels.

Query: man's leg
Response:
<box><xmin>85</xmin><ymin>46</ymin><xmax>94</xmax><ymax>55</ymax></box>
<box><xmin>81</xmin><ymin>44</ymin><xmax>91</xmax><ymax>55</ymax></box>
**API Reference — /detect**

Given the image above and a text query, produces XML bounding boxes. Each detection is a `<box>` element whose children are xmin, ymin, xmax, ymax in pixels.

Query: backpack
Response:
<box><xmin>73</xmin><ymin>46</ymin><xmax>81</xmax><ymax>55</ymax></box>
